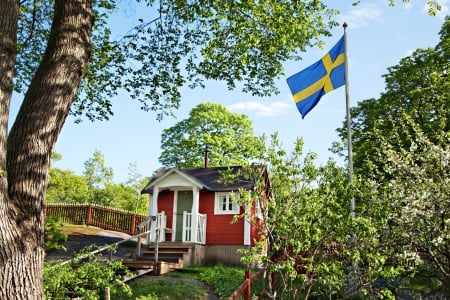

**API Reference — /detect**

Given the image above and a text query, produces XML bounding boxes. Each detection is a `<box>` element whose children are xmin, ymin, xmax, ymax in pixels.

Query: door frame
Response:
<box><xmin>172</xmin><ymin>190</ymin><xmax>193</xmax><ymax>242</ymax></box>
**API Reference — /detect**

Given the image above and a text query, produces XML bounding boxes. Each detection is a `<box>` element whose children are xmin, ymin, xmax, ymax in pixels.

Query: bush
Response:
<box><xmin>199</xmin><ymin>264</ymin><xmax>262</xmax><ymax>299</ymax></box>
<box><xmin>44</xmin><ymin>245</ymin><xmax>133</xmax><ymax>299</ymax></box>
<box><xmin>44</xmin><ymin>217</ymin><xmax>67</xmax><ymax>253</ymax></box>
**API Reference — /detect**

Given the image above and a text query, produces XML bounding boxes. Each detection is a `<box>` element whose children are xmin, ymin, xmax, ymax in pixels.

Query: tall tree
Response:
<box><xmin>159</xmin><ymin>102</ymin><xmax>262</xmax><ymax>168</ymax></box>
<box><xmin>1</xmin><ymin>1</ymin><xmax>94</xmax><ymax>298</ymax></box>
<box><xmin>335</xmin><ymin>16</ymin><xmax>450</xmax><ymax>297</ymax></box>
<box><xmin>358</xmin><ymin>115</ymin><xmax>450</xmax><ymax>296</ymax></box>
<box><xmin>125</xmin><ymin>162</ymin><xmax>148</xmax><ymax>213</ymax></box>
<box><xmin>337</xmin><ymin>17</ymin><xmax>449</xmax><ymax>179</ymax></box>
<box><xmin>82</xmin><ymin>150</ymin><xmax>114</xmax><ymax>188</ymax></box>
<box><xmin>82</xmin><ymin>150</ymin><xmax>115</xmax><ymax>205</ymax></box>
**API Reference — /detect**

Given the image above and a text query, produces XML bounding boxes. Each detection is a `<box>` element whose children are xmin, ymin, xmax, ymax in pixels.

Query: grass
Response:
<box><xmin>114</xmin><ymin>264</ymin><xmax>264</xmax><ymax>300</ymax></box>
<box><xmin>114</xmin><ymin>277</ymin><xmax>208</xmax><ymax>300</ymax></box>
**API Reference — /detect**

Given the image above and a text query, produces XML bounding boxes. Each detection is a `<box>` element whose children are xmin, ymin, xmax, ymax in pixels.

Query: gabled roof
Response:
<box><xmin>141</xmin><ymin>166</ymin><xmax>257</xmax><ymax>194</ymax></box>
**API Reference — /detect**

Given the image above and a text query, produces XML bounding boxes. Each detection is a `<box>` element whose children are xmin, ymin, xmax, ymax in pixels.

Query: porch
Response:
<box><xmin>146</xmin><ymin>211</ymin><xmax>207</xmax><ymax>245</ymax></box>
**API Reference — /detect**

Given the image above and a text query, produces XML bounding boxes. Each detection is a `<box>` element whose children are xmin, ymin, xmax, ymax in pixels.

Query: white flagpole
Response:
<box><xmin>343</xmin><ymin>22</ymin><xmax>355</xmax><ymax>218</ymax></box>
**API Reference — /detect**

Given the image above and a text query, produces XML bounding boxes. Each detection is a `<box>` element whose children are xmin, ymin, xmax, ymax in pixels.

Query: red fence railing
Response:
<box><xmin>229</xmin><ymin>269</ymin><xmax>264</xmax><ymax>300</ymax></box>
<box><xmin>45</xmin><ymin>204</ymin><xmax>148</xmax><ymax>235</ymax></box>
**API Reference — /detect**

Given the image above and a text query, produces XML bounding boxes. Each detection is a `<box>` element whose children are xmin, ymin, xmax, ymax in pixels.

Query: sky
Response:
<box><xmin>10</xmin><ymin>0</ymin><xmax>449</xmax><ymax>183</ymax></box>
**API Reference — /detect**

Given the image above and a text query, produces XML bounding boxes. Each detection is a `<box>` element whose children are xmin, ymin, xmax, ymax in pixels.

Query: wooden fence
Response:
<box><xmin>229</xmin><ymin>269</ymin><xmax>265</xmax><ymax>300</ymax></box>
<box><xmin>45</xmin><ymin>203</ymin><xmax>148</xmax><ymax>236</ymax></box>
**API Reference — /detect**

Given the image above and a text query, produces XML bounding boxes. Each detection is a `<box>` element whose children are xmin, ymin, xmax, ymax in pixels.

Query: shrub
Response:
<box><xmin>199</xmin><ymin>264</ymin><xmax>262</xmax><ymax>298</ymax></box>
<box><xmin>44</xmin><ymin>217</ymin><xmax>67</xmax><ymax>253</ymax></box>
<box><xmin>44</xmin><ymin>245</ymin><xmax>133</xmax><ymax>299</ymax></box>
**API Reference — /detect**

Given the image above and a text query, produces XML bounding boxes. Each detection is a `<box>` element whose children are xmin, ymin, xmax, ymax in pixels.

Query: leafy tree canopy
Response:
<box><xmin>15</xmin><ymin>0</ymin><xmax>340</xmax><ymax>122</ymax></box>
<box><xmin>159</xmin><ymin>102</ymin><xmax>262</xmax><ymax>168</ymax></box>
<box><xmin>46</xmin><ymin>168</ymin><xmax>90</xmax><ymax>204</ymax></box>
<box><xmin>238</xmin><ymin>133</ymin><xmax>399</xmax><ymax>298</ymax></box>
<box><xmin>359</xmin><ymin>114</ymin><xmax>450</xmax><ymax>296</ymax></box>
<box><xmin>337</xmin><ymin>16</ymin><xmax>450</xmax><ymax>178</ymax></box>
<box><xmin>334</xmin><ymin>16</ymin><xmax>450</xmax><ymax>297</ymax></box>
<box><xmin>46</xmin><ymin>155</ymin><xmax>149</xmax><ymax>213</ymax></box>
<box><xmin>83</xmin><ymin>150</ymin><xmax>114</xmax><ymax>188</ymax></box>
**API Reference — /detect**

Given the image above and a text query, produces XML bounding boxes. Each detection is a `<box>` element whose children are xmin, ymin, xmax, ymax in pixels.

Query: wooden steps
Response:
<box><xmin>122</xmin><ymin>243</ymin><xmax>193</xmax><ymax>274</ymax></box>
<box><xmin>144</xmin><ymin>243</ymin><xmax>193</xmax><ymax>265</ymax></box>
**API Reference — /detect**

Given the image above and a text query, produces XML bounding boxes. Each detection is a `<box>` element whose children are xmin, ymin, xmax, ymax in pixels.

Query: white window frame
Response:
<box><xmin>255</xmin><ymin>198</ymin><xmax>263</xmax><ymax>219</ymax></box>
<box><xmin>214</xmin><ymin>192</ymin><xmax>240</xmax><ymax>215</ymax></box>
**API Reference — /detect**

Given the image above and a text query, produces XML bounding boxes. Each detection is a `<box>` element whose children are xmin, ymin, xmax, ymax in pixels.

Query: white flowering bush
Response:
<box><xmin>367</xmin><ymin>114</ymin><xmax>450</xmax><ymax>296</ymax></box>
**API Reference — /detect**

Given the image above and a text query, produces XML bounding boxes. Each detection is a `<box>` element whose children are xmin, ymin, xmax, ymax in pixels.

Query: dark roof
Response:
<box><xmin>141</xmin><ymin>166</ymin><xmax>258</xmax><ymax>194</ymax></box>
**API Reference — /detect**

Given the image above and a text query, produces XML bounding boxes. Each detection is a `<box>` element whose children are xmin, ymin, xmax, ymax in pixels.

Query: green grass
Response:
<box><xmin>165</xmin><ymin>265</ymin><xmax>209</xmax><ymax>280</ymax></box>
<box><xmin>114</xmin><ymin>264</ymin><xmax>263</xmax><ymax>300</ymax></box>
<box><xmin>114</xmin><ymin>277</ymin><xmax>208</xmax><ymax>300</ymax></box>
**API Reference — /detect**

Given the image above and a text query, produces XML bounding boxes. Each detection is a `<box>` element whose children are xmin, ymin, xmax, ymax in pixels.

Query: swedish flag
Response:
<box><xmin>286</xmin><ymin>36</ymin><xmax>345</xmax><ymax>118</ymax></box>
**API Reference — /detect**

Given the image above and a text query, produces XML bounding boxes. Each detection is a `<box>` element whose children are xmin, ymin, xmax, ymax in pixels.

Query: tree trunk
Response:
<box><xmin>0</xmin><ymin>1</ymin><xmax>94</xmax><ymax>299</ymax></box>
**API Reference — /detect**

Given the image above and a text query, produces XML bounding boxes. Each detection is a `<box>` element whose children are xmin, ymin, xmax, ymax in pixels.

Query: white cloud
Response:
<box><xmin>228</xmin><ymin>100</ymin><xmax>291</xmax><ymax>117</ymax></box>
<box><xmin>339</xmin><ymin>3</ymin><xmax>382</xmax><ymax>29</ymax></box>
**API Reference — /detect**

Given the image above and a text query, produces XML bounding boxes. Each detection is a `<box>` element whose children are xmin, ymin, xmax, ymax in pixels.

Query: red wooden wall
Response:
<box><xmin>199</xmin><ymin>190</ymin><xmax>245</xmax><ymax>245</ymax></box>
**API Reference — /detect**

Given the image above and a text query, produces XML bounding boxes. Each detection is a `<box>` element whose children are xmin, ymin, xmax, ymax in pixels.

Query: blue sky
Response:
<box><xmin>10</xmin><ymin>0</ymin><xmax>448</xmax><ymax>183</ymax></box>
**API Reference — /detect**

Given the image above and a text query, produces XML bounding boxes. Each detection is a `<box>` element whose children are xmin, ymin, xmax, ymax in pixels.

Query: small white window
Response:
<box><xmin>214</xmin><ymin>192</ymin><xmax>240</xmax><ymax>215</ymax></box>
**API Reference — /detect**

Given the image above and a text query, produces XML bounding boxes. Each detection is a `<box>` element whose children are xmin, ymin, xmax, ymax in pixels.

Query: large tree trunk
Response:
<box><xmin>0</xmin><ymin>1</ymin><xmax>93</xmax><ymax>299</ymax></box>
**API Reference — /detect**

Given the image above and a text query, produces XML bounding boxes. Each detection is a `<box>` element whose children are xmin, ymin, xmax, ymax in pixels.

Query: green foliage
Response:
<box><xmin>199</xmin><ymin>264</ymin><xmax>251</xmax><ymax>298</ymax></box>
<box><xmin>236</xmin><ymin>133</ymin><xmax>398</xmax><ymax>298</ymax></box>
<box><xmin>15</xmin><ymin>0</ymin><xmax>339</xmax><ymax>122</ymax></box>
<box><xmin>83</xmin><ymin>150</ymin><xmax>114</xmax><ymax>188</ymax></box>
<box><xmin>44</xmin><ymin>245</ymin><xmax>133</xmax><ymax>300</ymax></box>
<box><xmin>46</xmin><ymin>168</ymin><xmax>90</xmax><ymax>204</ymax></box>
<box><xmin>354</xmin><ymin>1</ymin><xmax>442</xmax><ymax>16</ymax></box>
<box><xmin>102</xmin><ymin>183</ymin><xmax>148</xmax><ymax>214</ymax></box>
<box><xmin>46</xmin><ymin>153</ymin><xmax>149</xmax><ymax>213</ymax></box>
<box><xmin>116</xmin><ymin>264</ymin><xmax>262</xmax><ymax>299</ymax></box>
<box><xmin>124</xmin><ymin>162</ymin><xmax>150</xmax><ymax>214</ymax></box>
<box><xmin>335</xmin><ymin>16</ymin><xmax>450</xmax><ymax>297</ymax></box>
<box><xmin>360</xmin><ymin>115</ymin><xmax>450</xmax><ymax>296</ymax></box>
<box><xmin>338</xmin><ymin>17</ymin><xmax>450</xmax><ymax>180</ymax></box>
<box><xmin>115</xmin><ymin>279</ymin><xmax>206</xmax><ymax>300</ymax></box>
<box><xmin>165</xmin><ymin>265</ymin><xmax>207</xmax><ymax>280</ymax></box>
<box><xmin>44</xmin><ymin>217</ymin><xmax>67</xmax><ymax>253</ymax></box>
<box><xmin>159</xmin><ymin>102</ymin><xmax>263</xmax><ymax>168</ymax></box>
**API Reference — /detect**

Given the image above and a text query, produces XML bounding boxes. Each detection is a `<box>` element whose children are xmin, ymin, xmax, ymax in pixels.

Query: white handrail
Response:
<box><xmin>182</xmin><ymin>212</ymin><xmax>207</xmax><ymax>244</ymax></box>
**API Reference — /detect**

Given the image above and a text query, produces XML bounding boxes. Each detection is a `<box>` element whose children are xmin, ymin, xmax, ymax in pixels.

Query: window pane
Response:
<box><xmin>215</xmin><ymin>193</ymin><xmax>240</xmax><ymax>214</ymax></box>
<box><xmin>221</xmin><ymin>196</ymin><xmax>227</xmax><ymax>211</ymax></box>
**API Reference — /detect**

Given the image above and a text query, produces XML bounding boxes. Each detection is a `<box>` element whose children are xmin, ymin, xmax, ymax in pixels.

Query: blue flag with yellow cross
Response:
<box><xmin>286</xmin><ymin>36</ymin><xmax>345</xmax><ymax>119</ymax></box>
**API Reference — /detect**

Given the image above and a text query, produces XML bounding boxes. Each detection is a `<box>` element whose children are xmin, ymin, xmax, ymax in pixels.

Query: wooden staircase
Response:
<box><xmin>122</xmin><ymin>243</ymin><xmax>193</xmax><ymax>274</ymax></box>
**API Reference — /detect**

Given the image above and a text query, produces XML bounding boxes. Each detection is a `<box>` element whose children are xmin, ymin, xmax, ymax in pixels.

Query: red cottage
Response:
<box><xmin>141</xmin><ymin>166</ymin><xmax>267</xmax><ymax>266</ymax></box>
